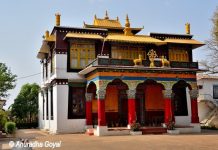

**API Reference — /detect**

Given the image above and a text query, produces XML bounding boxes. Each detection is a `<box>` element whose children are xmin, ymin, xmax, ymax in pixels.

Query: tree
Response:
<box><xmin>202</xmin><ymin>7</ymin><xmax>218</xmax><ymax>73</ymax></box>
<box><xmin>0</xmin><ymin>63</ymin><xmax>16</xmax><ymax>98</ymax></box>
<box><xmin>11</xmin><ymin>83</ymin><xmax>40</xmax><ymax>123</ymax></box>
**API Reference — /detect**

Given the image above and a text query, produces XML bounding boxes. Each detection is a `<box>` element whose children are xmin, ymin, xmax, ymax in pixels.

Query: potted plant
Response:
<box><xmin>130</xmin><ymin>121</ymin><xmax>142</xmax><ymax>135</ymax></box>
<box><xmin>166</xmin><ymin>120</ymin><xmax>179</xmax><ymax>134</ymax></box>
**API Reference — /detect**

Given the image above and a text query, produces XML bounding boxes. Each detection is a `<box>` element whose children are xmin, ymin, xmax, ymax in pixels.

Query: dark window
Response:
<box><xmin>45</xmin><ymin>61</ymin><xmax>48</xmax><ymax>78</ymax></box>
<box><xmin>198</xmin><ymin>85</ymin><xmax>203</xmax><ymax>89</ymax></box>
<box><xmin>50</xmin><ymin>87</ymin><xmax>54</xmax><ymax>120</ymax></box>
<box><xmin>174</xmin><ymin>87</ymin><xmax>188</xmax><ymax>116</ymax></box>
<box><xmin>213</xmin><ymin>85</ymin><xmax>218</xmax><ymax>99</ymax></box>
<box><xmin>68</xmin><ymin>86</ymin><xmax>85</xmax><ymax>119</ymax></box>
<box><xmin>43</xmin><ymin>94</ymin><xmax>45</xmax><ymax>120</ymax></box>
<box><xmin>46</xmin><ymin>90</ymin><xmax>49</xmax><ymax>120</ymax></box>
<box><xmin>42</xmin><ymin>62</ymin><xmax>45</xmax><ymax>79</ymax></box>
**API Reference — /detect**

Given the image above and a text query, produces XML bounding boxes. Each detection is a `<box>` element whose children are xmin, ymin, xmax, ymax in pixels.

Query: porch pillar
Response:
<box><xmin>85</xmin><ymin>93</ymin><xmax>93</xmax><ymax>126</ymax></box>
<box><xmin>97</xmin><ymin>89</ymin><xmax>106</xmax><ymax>126</ymax></box>
<box><xmin>189</xmin><ymin>89</ymin><xmax>199</xmax><ymax>123</ymax></box>
<box><xmin>127</xmin><ymin>89</ymin><xmax>136</xmax><ymax>125</ymax></box>
<box><xmin>163</xmin><ymin>89</ymin><xmax>175</xmax><ymax>123</ymax></box>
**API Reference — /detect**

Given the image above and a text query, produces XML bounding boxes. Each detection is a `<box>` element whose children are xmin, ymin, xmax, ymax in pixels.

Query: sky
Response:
<box><xmin>0</xmin><ymin>0</ymin><xmax>217</xmax><ymax>109</ymax></box>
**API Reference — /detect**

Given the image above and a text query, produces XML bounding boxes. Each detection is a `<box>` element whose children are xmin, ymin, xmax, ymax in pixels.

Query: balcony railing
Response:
<box><xmin>89</xmin><ymin>58</ymin><xmax>199</xmax><ymax>69</ymax></box>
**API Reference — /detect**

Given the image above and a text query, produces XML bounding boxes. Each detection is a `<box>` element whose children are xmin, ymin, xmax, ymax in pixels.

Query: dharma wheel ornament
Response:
<box><xmin>147</xmin><ymin>49</ymin><xmax>158</xmax><ymax>68</ymax></box>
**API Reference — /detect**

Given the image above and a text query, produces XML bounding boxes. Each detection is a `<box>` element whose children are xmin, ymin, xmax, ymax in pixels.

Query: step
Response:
<box><xmin>140</xmin><ymin>127</ymin><xmax>167</xmax><ymax>134</ymax></box>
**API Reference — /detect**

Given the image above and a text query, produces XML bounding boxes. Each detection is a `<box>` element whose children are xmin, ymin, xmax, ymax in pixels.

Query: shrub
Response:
<box><xmin>130</xmin><ymin>121</ymin><xmax>141</xmax><ymax>131</ymax></box>
<box><xmin>0</xmin><ymin>110</ymin><xmax>7</xmax><ymax>130</ymax></box>
<box><xmin>166</xmin><ymin>120</ymin><xmax>175</xmax><ymax>130</ymax></box>
<box><xmin>4</xmin><ymin>122</ymin><xmax>16</xmax><ymax>134</ymax></box>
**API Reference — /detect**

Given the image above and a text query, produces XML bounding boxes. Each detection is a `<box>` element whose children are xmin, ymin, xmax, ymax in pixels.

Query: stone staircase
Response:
<box><xmin>140</xmin><ymin>127</ymin><xmax>167</xmax><ymax>134</ymax></box>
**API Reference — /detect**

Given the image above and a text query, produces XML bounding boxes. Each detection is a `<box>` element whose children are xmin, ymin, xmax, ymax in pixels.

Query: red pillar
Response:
<box><xmin>97</xmin><ymin>90</ymin><xmax>106</xmax><ymax>126</ymax></box>
<box><xmin>163</xmin><ymin>90</ymin><xmax>175</xmax><ymax>123</ymax></box>
<box><xmin>127</xmin><ymin>89</ymin><xmax>136</xmax><ymax>125</ymax></box>
<box><xmin>86</xmin><ymin>101</ymin><xmax>92</xmax><ymax>125</ymax></box>
<box><xmin>128</xmin><ymin>99</ymin><xmax>136</xmax><ymax>124</ymax></box>
<box><xmin>85</xmin><ymin>93</ymin><xmax>93</xmax><ymax>125</ymax></box>
<box><xmin>98</xmin><ymin>100</ymin><xmax>106</xmax><ymax>126</ymax></box>
<box><xmin>190</xmin><ymin>90</ymin><xmax>199</xmax><ymax>123</ymax></box>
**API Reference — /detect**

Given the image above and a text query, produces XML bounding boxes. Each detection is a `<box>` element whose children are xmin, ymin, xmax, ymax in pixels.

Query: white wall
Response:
<box><xmin>38</xmin><ymin>92</ymin><xmax>44</xmax><ymax>129</ymax></box>
<box><xmin>198</xmin><ymin>102</ymin><xmax>211</xmax><ymax>121</ymax></box>
<box><xmin>197</xmin><ymin>78</ymin><xmax>218</xmax><ymax>121</ymax></box>
<box><xmin>56</xmin><ymin>85</ymin><xmax>86</xmax><ymax>133</ymax></box>
<box><xmin>175</xmin><ymin>87</ymin><xmax>191</xmax><ymax>126</ymax></box>
<box><xmin>51</xmin><ymin>54</ymin><xmax>85</xmax><ymax>82</ymax></box>
<box><xmin>198</xmin><ymin>78</ymin><xmax>218</xmax><ymax>101</ymax></box>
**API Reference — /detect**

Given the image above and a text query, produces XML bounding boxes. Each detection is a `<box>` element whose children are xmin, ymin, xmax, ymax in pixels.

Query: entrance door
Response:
<box><xmin>118</xmin><ymin>90</ymin><xmax>128</xmax><ymax>127</ymax></box>
<box><xmin>145</xmin><ymin>85</ymin><xmax>164</xmax><ymax>126</ymax></box>
<box><xmin>136</xmin><ymin>91</ymin><xmax>145</xmax><ymax>125</ymax></box>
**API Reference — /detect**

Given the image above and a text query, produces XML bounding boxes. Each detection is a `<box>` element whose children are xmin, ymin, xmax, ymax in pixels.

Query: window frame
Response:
<box><xmin>213</xmin><ymin>85</ymin><xmax>218</xmax><ymax>99</ymax></box>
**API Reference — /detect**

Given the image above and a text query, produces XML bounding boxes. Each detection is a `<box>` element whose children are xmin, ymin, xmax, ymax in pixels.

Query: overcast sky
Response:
<box><xmin>0</xmin><ymin>0</ymin><xmax>217</xmax><ymax>109</ymax></box>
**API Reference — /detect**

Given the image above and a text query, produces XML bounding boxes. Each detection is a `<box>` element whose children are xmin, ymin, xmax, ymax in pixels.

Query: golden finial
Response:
<box><xmin>105</xmin><ymin>10</ymin><xmax>109</xmax><ymax>19</ymax></box>
<box><xmin>147</xmin><ymin>49</ymin><xmax>158</xmax><ymax>68</ymax></box>
<box><xmin>45</xmin><ymin>30</ymin><xmax>49</xmax><ymax>40</ymax></box>
<box><xmin>117</xmin><ymin>16</ymin><xmax>119</xmax><ymax>21</ymax></box>
<box><xmin>125</xmin><ymin>14</ymin><xmax>130</xmax><ymax>27</ymax></box>
<box><xmin>55</xmin><ymin>13</ymin><xmax>61</xmax><ymax>26</ymax></box>
<box><xmin>185</xmin><ymin>23</ymin><xmax>190</xmax><ymax>34</ymax></box>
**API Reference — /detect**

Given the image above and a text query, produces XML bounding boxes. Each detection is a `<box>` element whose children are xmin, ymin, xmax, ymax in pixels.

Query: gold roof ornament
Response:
<box><xmin>55</xmin><ymin>13</ymin><xmax>61</xmax><ymax>26</ymax></box>
<box><xmin>125</xmin><ymin>14</ymin><xmax>130</xmax><ymax>28</ymax></box>
<box><xmin>147</xmin><ymin>49</ymin><xmax>158</xmax><ymax>68</ymax></box>
<box><xmin>105</xmin><ymin>10</ymin><xmax>109</xmax><ymax>19</ymax></box>
<box><xmin>124</xmin><ymin>14</ymin><xmax>133</xmax><ymax>36</ymax></box>
<box><xmin>185</xmin><ymin>23</ymin><xmax>190</xmax><ymax>34</ymax></box>
<box><xmin>45</xmin><ymin>30</ymin><xmax>49</xmax><ymax>40</ymax></box>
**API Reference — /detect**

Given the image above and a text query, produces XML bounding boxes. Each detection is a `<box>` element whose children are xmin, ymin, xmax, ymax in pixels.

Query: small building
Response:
<box><xmin>37</xmin><ymin>12</ymin><xmax>204</xmax><ymax>135</ymax></box>
<box><xmin>197</xmin><ymin>74</ymin><xmax>218</xmax><ymax>127</ymax></box>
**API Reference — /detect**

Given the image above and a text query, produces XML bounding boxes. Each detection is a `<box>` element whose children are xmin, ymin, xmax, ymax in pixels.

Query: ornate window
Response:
<box><xmin>169</xmin><ymin>45</ymin><xmax>189</xmax><ymax>62</ymax></box>
<box><xmin>213</xmin><ymin>85</ymin><xmax>218</xmax><ymax>99</ymax></box>
<box><xmin>111</xmin><ymin>45</ymin><xmax>146</xmax><ymax>59</ymax></box>
<box><xmin>70</xmin><ymin>43</ymin><xmax>95</xmax><ymax>69</ymax></box>
<box><xmin>68</xmin><ymin>86</ymin><xmax>85</xmax><ymax>119</ymax></box>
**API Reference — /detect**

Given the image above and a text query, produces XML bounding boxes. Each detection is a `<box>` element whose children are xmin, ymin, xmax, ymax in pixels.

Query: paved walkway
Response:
<box><xmin>1</xmin><ymin>129</ymin><xmax>218</xmax><ymax>150</ymax></box>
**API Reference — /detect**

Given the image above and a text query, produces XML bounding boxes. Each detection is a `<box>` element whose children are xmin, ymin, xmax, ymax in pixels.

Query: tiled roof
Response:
<box><xmin>93</xmin><ymin>18</ymin><xmax>122</xmax><ymax>28</ymax></box>
<box><xmin>105</xmin><ymin>34</ymin><xmax>166</xmax><ymax>45</ymax></box>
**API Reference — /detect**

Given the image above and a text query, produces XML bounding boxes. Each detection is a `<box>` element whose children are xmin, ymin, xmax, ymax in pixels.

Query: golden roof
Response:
<box><xmin>164</xmin><ymin>38</ymin><xmax>204</xmax><ymax>49</ymax></box>
<box><xmin>65</xmin><ymin>33</ymin><xmax>103</xmax><ymax>40</ymax></box>
<box><xmin>37</xmin><ymin>41</ymin><xmax>49</xmax><ymax>59</ymax></box>
<box><xmin>105</xmin><ymin>34</ymin><xmax>166</xmax><ymax>45</ymax></box>
<box><xmin>93</xmin><ymin>18</ymin><xmax>122</xmax><ymax>28</ymax></box>
<box><xmin>45</xmin><ymin>34</ymin><xmax>56</xmax><ymax>42</ymax></box>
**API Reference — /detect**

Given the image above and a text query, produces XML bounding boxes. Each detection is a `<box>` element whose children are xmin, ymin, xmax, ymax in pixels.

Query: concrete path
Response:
<box><xmin>1</xmin><ymin>129</ymin><xmax>218</xmax><ymax>150</ymax></box>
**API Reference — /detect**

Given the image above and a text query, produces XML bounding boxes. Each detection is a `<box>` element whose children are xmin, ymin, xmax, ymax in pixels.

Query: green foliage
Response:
<box><xmin>4</xmin><ymin>121</ymin><xmax>16</xmax><ymax>134</ymax></box>
<box><xmin>0</xmin><ymin>63</ymin><xmax>17</xmax><ymax>98</ymax></box>
<box><xmin>130</xmin><ymin>121</ymin><xmax>141</xmax><ymax>131</ymax></box>
<box><xmin>11</xmin><ymin>83</ymin><xmax>40</xmax><ymax>123</ymax></box>
<box><xmin>166</xmin><ymin>120</ymin><xmax>175</xmax><ymax>130</ymax></box>
<box><xmin>0</xmin><ymin>110</ymin><xmax>7</xmax><ymax>130</ymax></box>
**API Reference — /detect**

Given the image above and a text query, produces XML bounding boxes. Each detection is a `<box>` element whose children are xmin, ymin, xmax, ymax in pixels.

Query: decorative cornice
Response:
<box><xmin>51</xmin><ymin>79</ymin><xmax>68</xmax><ymax>86</ymax></box>
<box><xmin>163</xmin><ymin>89</ymin><xmax>173</xmax><ymax>99</ymax></box>
<box><xmin>127</xmin><ymin>89</ymin><xmax>136</xmax><ymax>99</ymax></box>
<box><xmin>85</xmin><ymin>93</ymin><xmax>93</xmax><ymax>101</ymax></box>
<box><xmin>96</xmin><ymin>89</ymin><xmax>106</xmax><ymax>100</ymax></box>
<box><xmin>189</xmin><ymin>89</ymin><xmax>198</xmax><ymax>99</ymax></box>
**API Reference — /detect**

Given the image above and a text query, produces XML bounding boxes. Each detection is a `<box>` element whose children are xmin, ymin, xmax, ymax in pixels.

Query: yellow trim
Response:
<box><xmin>106</xmin><ymin>34</ymin><xmax>166</xmax><ymax>45</ymax></box>
<box><xmin>66</xmin><ymin>33</ymin><xmax>103</xmax><ymax>40</ymax></box>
